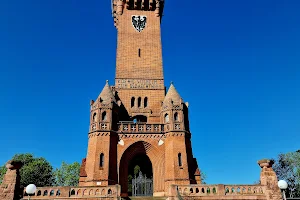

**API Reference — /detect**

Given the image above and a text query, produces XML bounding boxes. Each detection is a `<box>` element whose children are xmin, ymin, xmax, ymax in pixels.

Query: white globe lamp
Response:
<box><xmin>25</xmin><ymin>184</ymin><xmax>37</xmax><ymax>200</ymax></box>
<box><xmin>278</xmin><ymin>180</ymin><xmax>288</xmax><ymax>190</ymax></box>
<box><xmin>278</xmin><ymin>180</ymin><xmax>288</xmax><ymax>200</ymax></box>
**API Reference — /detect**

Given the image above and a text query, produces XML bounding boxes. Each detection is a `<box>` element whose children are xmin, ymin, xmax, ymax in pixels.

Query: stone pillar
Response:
<box><xmin>217</xmin><ymin>184</ymin><xmax>225</xmax><ymax>195</ymax></box>
<box><xmin>167</xmin><ymin>185</ymin><xmax>180</xmax><ymax>200</ymax></box>
<box><xmin>258</xmin><ymin>159</ymin><xmax>282</xmax><ymax>200</ymax></box>
<box><xmin>0</xmin><ymin>160</ymin><xmax>23</xmax><ymax>200</ymax></box>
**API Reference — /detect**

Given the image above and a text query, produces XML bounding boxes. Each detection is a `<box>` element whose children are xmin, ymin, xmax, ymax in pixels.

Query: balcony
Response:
<box><xmin>117</xmin><ymin>122</ymin><xmax>164</xmax><ymax>133</ymax></box>
<box><xmin>90</xmin><ymin>122</ymin><xmax>110</xmax><ymax>132</ymax></box>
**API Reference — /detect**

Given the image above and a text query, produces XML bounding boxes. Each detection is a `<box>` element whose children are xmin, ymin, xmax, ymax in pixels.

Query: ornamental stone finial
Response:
<box><xmin>5</xmin><ymin>160</ymin><xmax>23</xmax><ymax>170</ymax></box>
<box><xmin>258</xmin><ymin>159</ymin><xmax>274</xmax><ymax>169</ymax></box>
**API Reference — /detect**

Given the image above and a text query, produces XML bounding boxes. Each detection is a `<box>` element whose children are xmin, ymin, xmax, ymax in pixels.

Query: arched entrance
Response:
<box><xmin>128</xmin><ymin>154</ymin><xmax>153</xmax><ymax>196</ymax></box>
<box><xmin>119</xmin><ymin>141</ymin><xmax>155</xmax><ymax>197</ymax></box>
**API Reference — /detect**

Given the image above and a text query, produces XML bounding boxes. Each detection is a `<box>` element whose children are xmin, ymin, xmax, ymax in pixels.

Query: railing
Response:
<box><xmin>90</xmin><ymin>122</ymin><xmax>110</xmax><ymax>131</ymax></box>
<box><xmin>223</xmin><ymin>185</ymin><xmax>265</xmax><ymax>195</ymax></box>
<box><xmin>171</xmin><ymin>184</ymin><xmax>266</xmax><ymax>197</ymax></box>
<box><xmin>22</xmin><ymin>185</ymin><xmax>120</xmax><ymax>199</ymax></box>
<box><xmin>118</xmin><ymin>123</ymin><xmax>164</xmax><ymax>133</ymax></box>
<box><xmin>176</xmin><ymin>185</ymin><xmax>220</xmax><ymax>196</ymax></box>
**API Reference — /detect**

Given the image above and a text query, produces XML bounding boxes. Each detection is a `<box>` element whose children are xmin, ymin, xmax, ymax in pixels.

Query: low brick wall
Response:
<box><xmin>167</xmin><ymin>184</ymin><xmax>268</xmax><ymax>200</ymax></box>
<box><xmin>21</xmin><ymin>185</ymin><xmax>120</xmax><ymax>200</ymax></box>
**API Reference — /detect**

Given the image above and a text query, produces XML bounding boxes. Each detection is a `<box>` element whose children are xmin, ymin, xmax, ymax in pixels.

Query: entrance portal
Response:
<box><xmin>119</xmin><ymin>141</ymin><xmax>157</xmax><ymax>197</ymax></box>
<box><xmin>128</xmin><ymin>154</ymin><xmax>153</xmax><ymax>196</ymax></box>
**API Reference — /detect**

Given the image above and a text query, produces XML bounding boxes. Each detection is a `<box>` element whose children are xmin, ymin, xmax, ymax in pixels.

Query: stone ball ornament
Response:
<box><xmin>5</xmin><ymin>160</ymin><xmax>23</xmax><ymax>170</ymax></box>
<box><xmin>26</xmin><ymin>184</ymin><xmax>37</xmax><ymax>194</ymax></box>
<box><xmin>278</xmin><ymin>180</ymin><xmax>288</xmax><ymax>190</ymax></box>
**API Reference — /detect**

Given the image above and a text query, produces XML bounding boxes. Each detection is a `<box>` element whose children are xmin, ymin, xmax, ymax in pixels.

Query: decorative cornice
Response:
<box><xmin>118</xmin><ymin>133</ymin><xmax>164</xmax><ymax>139</ymax></box>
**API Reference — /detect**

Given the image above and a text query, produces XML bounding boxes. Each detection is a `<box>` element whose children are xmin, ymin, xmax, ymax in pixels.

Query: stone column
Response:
<box><xmin>0</xmin><ymin>160</ymin><xmax>23</xmax><ymax>200</ymax></box>
<box><xmin>258</xmin><ymin>159</ymin><xmax>282</xmax><ymax>200</ymax></box>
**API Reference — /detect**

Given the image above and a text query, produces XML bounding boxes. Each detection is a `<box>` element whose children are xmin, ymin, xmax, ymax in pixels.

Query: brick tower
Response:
<box><xmin>79</xmin><ymin>0</ymin><xmax>201</xmax><ymax>197</ymax></box>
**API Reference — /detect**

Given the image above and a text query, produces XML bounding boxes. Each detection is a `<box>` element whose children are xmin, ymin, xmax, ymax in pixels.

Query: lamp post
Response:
<box><xmin>25</xmin><ymin>184</ymin><xmax>37</xmax><ymax>200</ymax></box>
<box><xmin>278</xmin><ymin>180</ymin><xmax>288</xmax><ymax>200</ymax></box>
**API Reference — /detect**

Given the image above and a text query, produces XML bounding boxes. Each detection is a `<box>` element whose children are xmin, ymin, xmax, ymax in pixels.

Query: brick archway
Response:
<box><xmin>119</xmin><ymin>140</ymin><xmax>165</xmax><ymax>197</ymax></box>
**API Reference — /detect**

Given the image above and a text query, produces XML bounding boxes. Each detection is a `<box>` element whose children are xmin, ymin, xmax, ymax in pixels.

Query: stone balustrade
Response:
<box><xmin>171</xmin><ymin>184</ymin><xmax>266</xmax><ymax>197</ymax></box>
<box><xmin>22</xmin><ymin>185</ymin><xmax>120</xmax><ymax>199</ymax></box>
<box><xmin>175</xmin><ymin>185</ymin><xmax>220</xmax><ymax>197</ymax></box>
<box><xmin>90</xmin><ymin>122</ymin><xmax>110</xmax><ymax>132</ymax></box>
<box><xmin>118</xmin><ymin>123</ymin><xmax>164</xmax><ymax>133</ymax></box>
<box><xmin>223</xmin><ymin>185</ymin><xmax>265</xmax><ymax>195</ymax></box>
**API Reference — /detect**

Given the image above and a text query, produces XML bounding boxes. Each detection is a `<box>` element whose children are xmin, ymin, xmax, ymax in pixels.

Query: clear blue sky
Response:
<box><xmin>0</xmin><ymin>0</ymin><xmax>299</xmax><ymax>184</ymax></box>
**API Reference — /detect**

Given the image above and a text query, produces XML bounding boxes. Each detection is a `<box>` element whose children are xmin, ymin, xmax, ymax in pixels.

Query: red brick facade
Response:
<box><xmin>0</xmin><ymin>1</ymin><xmax>283</xmax><ymax>200</ymax></box>
<box><xmin>78</xmin><ymin>0</ymin><xmax>200</xmax><ymax>197</ymax></box>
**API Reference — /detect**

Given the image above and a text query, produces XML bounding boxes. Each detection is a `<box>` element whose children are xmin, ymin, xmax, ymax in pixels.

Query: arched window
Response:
<box><xmin>144</xmin><ymin>97</ymin><xmax>148</xmax><ymax>108</ymax></box>
<box><xmin>178</xmin><ymin>153</ymin><xmax>182</xmax><ymax>167</ymax></box>
<box><xmin>174</xmin><ymin>112</ymin><xmax>179</xmax><ymax>122</ymax></box>
<box><xmin>93</xmin><ymin>113</ymin><xmax>97</xmax><ymax>122</ymax></box>
<box><xmin>138</xmin><ymin>97</ymin><xmax>142</xmax><ymax>108</ymax></box>
<box><xmin>43</xmin><ymin>190</ymin><xmax>48</xmax><ymax>196</ymax></box>
<box><xmin>164</xmin><ymin>113</ymin><xmax>169</xmax><ymax>123</ymax></box>
<box><xmin>100</xmin><ymin>153</ymin><xmax>104</xmax><ymax>167</ymax></box>
<box><xmin>102</xmin><ymin>112</ymin><xmax>107</xmax><ymax>121</ymax></box>
<box><xmin>131</xmin><ymin>97</ymin><xmax>135</xmax><ymax>108</ymax></box>
<box><xmin>37</xmin><ymin>191</ymin><xmax>41</xmax><ymax>196</ymax></box>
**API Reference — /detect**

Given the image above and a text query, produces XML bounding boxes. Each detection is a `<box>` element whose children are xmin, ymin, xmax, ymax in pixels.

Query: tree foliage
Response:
<box><xmin>0</xmin><ymin>153</ymin><xmax>54</xmax><ymax>188</ymax></box>
<box><xmin>53</xmin><ymin>161</ymin><xmax>80</xmax><ymax>186</ymax></box>
<box><xmin>13</xmin><ymin>154</ymin><xmax>54</xmax><ymax>188</ymax></box>
<box><xmin>273</xmin><ymin>151</ymin><xmax>300</xmax><ymax>198</ymax></box>
<box><xmin>0</xmin><ymin>153</ymin><xmax>82</xmax><ymax>188</ymax></box>
<box><xmin>0</xmin><ymin>165</ymin><xmax>7</xmax><ymax>184</ymax></box>
<box><xmin>201</xmin><ymin>171</ymin><xmax>207</xmax><ymax>184</ymax></box>
<box><xmin>134</xmin><ymin>165</ymin><xmax>140</xmax><ymax>176</ymax></box>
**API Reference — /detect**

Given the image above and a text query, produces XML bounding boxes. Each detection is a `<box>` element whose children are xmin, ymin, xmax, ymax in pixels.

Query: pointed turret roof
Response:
<box><xmin>96</xmin><ymin>80</ymin><xmax>116</xmax><ymax>103</ymax></box>
<box><xmin>163</xmin><ymin>82</ymin><xmax>183</xmax><ymax>104</ymax></box>
<box><xmin>194</xmin><ymin>168</ymin><xmax>201</xmax><ymax>176</ymax></box>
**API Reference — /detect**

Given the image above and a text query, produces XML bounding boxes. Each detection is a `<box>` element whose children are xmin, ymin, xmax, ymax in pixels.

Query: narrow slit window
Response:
<box><xmin>93</xmin><ymin>113</ymin><xmax>97</xmax><ymax>122</ymax></box>
<box><xmin>138</xmin><ymin>49</ymin><xmax>141</xmax><ymax>57</ymax></box>
<box><xmin>174</xmin><ymin>112</ymin><xmax>179</xmax><ymax>122</ymax></box>
<box><xmin>100</xmin><ymin>153</ymin><xmax>104</xmax><ymax>167</ymax></box>
<box><xmin>144</xmin><ymin>97</ymin><xmax>148</xmax><ymax>108</ymax></box>
<box><xmin>178</xmin><ymin>153</ymin><xmax>182</xmax><ymax>167</ymax></box>
<box><xmin>131</xmin><ymin>97</ymin><xmax>135</xmax><ymax>108</ymax></box>
<box><xmin>164</xmin><ymin>113</ymin><xmax>169</xmax><ymax>123</ymax></box>
<box><xmin>102</xmin><ymin>112</ymin><xmax>107</xmax><ymax>121</ymax></box>
<box><xmin>138</xmin><ymin>97</ymin><xmax>142</xmax><ymax>108</ymax></box>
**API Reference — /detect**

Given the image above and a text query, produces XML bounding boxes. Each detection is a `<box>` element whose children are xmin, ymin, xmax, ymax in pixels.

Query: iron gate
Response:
<box><xmin>132</xmin><ymin>171</ymin><xmax>153</xmax><ymax>196</ymax></box>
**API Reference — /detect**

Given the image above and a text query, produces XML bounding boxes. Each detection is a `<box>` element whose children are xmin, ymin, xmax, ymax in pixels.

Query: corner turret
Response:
<box><xmin>161</xmin><ymin>83</ymin><xmax>189</xmax><ymax>132</ymax></box>
<box><xmin>89</xmin><ymin>81</ymin><xmax>118</xmax><ymax>132</ymax></box>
